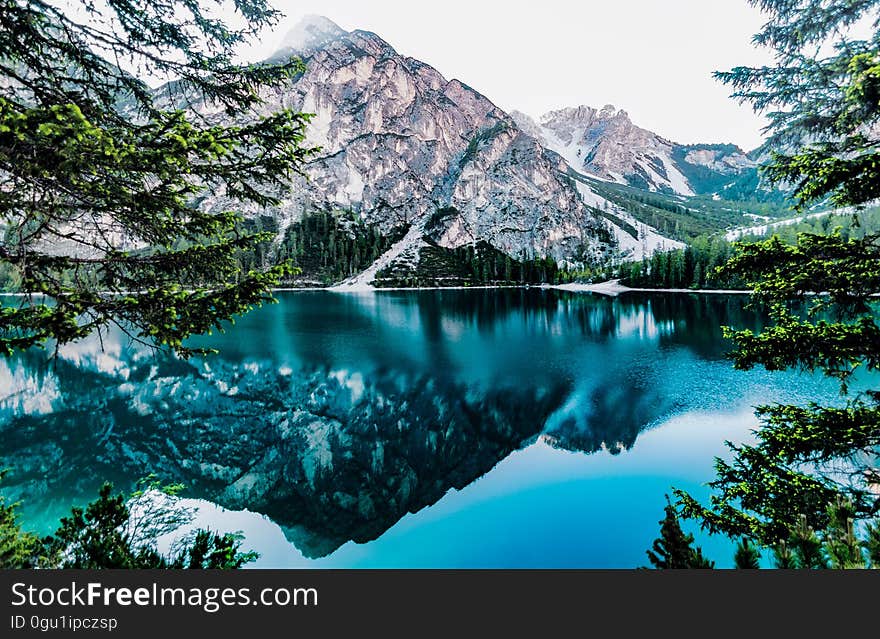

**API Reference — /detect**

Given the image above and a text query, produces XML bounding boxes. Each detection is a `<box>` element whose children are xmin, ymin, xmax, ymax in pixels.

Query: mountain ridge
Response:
<box><xmin>168</xmin><ymin>16</ymin><xmax>787</xmax><ymax>286</ymax></box>
<box><xmin>193</xmin><ymin>17</ymin><xmax>624</xmax><ymax>286</ymax></box>
<box><xmin>510</xmin><ymin>107</ymin><xmax>758</xmax><ymax>198</ymax></box>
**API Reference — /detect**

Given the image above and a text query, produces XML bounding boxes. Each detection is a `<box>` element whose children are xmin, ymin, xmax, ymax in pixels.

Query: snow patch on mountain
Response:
<box><xmin>573</xmin><ymin>181</ymin><xmax>684</xmax><ymax>261</ymax></box>
<box><xmin>725</xmin><ymin>210</ymin><xmax>833</xmax><ymax>241</ymax></box>
<box><xmin>332</xmin><ymin>224</ymin><xmax>426</xmax><ymax>290</ymax></box>
<box><xmin>657</xmin><ymin>154</ymin><xmax>693</xmax><ymax>196</ymax></box>
<box><xmin>509</xmin><ymin>109</ymin><xmax>685</xmax><ymax>259</ymax></box>
<box><xmin>250</xmin><ymin>21</ymin><xmax>612</xmax><ymax>269</ymax></box>
<box><xmin>684</xmin><ymin>148</ymin><xmax>754</xmax><ymax>172</ymax></box>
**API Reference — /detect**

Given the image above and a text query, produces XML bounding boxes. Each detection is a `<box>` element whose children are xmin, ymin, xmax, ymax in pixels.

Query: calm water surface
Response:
<box><xmin>0</xmin><ymin>290</ymin><xmax>854</xmax><ymax>567</ymax></box>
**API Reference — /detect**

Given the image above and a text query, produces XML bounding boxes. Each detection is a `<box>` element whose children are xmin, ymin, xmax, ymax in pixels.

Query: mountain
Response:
<box><xmin>510</xmin><ymin>107</ymin><xmax>758</xmax><ymax>198</ymax></box>
<box><xmin>165</xmin><ymin>16</ymin><xmax>793</xmax><ymax>283</ymax></box>
<box><xmin>2</xmin><ymin>17</ymin><xmax>794</xmax><ymax>290</ymax></box>
<box><xmin>274</xmin><ymin>14</ymin><xmax>347</xmax><ymax>56</ymax></box>
<box><xmin>187</xmin><ymin>16</ymin><xmax>621</xmax><ymax>286</ymax></box>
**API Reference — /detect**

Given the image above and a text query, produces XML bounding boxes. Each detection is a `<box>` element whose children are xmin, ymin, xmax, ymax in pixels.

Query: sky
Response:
<box><xmin>231</xmin><ymin>0</ymin><xmax>775</xmax><ymax>151</ymax></box>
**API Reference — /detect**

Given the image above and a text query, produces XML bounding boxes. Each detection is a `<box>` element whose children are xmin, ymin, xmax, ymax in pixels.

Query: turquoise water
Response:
<box><xmin>0</xmin><ymin>289</ymin><xmax>852</xmax><ymax>567</ymax></box>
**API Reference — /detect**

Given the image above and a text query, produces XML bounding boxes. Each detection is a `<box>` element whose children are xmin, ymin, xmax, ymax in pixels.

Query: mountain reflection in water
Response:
<box><xmin>0</xmin><ymin>290</ymin><xmax>840</xmax><ymax>563</ymax></box>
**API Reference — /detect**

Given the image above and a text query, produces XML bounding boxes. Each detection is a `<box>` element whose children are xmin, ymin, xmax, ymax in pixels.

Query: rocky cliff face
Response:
<box><xmin>187</xmin><ymin>16</ymin><xmax>613</xmax><ymax>281</ymax></box>
<box><xmin>511</xmin><ymin>107</ymin><xmax>757</xmax><ymax>197</ymax></box>
<box><xmin>155</xmin><ymin>16</ymin><xmax>774</xmax><ymax>279</ymax></box>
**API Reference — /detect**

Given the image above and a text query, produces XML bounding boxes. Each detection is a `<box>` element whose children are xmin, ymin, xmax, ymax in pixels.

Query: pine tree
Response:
<box><xmin>42</xmin><ymin>481</ymin><xmax>257</xmax><ymax>569</ymax></box>
<box><xmin>822</xmin><ymin>498</ymin><xmax>864</xmax><ymax>569</ymax></box>
<box><xmin>691</xmin><ymin>262</ymin><xmax>703</xmax><ymax>289</ymax></box>
<box><xmin>0</xmin><ymin>471</ymin><xmax>41</xmax><ymax>568</ymax></box>
<box><xmin>772</xmin><ymin>541</ymin><xmax>797</xmax><ymax>569</ymax></box>
<box><xmin>2</xmin><ymin>474</ymin><xmax>257</xmax><ymax>569</ymax></box>
<box><xmin>864</xmin><ymin>522</ymin><xmax>880</xmax><ymax>568</ymax></box>
<box><xmin>734</xmin><ymin>538</ymin><xmax>761</xmax><ymax>569</ymax></box>
<box><xmin>717</xmin><ymin>1</ymin><xmax>880</xmax><ymax>211</ymax></box>
<box><xmin>0</xmin><ymin>1</ymin><xmax>316</xmax><ymax>357</ymax></box>
<box><xmin>676</xmin><ymin>0</ymin><xmax>880</xmax><ymax>554</ymax></box>
<box><xmin>645</xmin><ymin>498</ymin><xmax>714</xmax><ymax>569</ymax></box>
<box><xmin>788</xmin><ymin>515</ymin><xmax>829</xmax><ymax>569</ymax></box>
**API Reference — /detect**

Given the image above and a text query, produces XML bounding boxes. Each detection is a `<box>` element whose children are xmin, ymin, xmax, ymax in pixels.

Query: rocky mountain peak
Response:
<box><xmin>193</xmin><ymin>20</ymin><xmax>615</xmax><ymax>283</ymax></box>
<box><xmin>599</xmin><ymin>104</ymin><xmax>624</xmax><ymax>119</ymax></box>
<box><xmin>516</xmin><ymin>102</ymin><xmax>757</xmax><ymax>198</ymax></box>
<box><xmin>152</xmin><ymin>17</ymin><xmax>769</xmax><ymax>281</ymax></box>
<box><xmin>276</xmin><ymin>15</ymin><xmax>347</xmax><ymax>55</ymax></box>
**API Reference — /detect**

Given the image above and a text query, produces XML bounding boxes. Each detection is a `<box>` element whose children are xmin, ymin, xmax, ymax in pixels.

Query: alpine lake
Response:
<box><xmin>0</xmin><ymin>288</ymin><xmax>865</xmax><ymax>568</ymax></box>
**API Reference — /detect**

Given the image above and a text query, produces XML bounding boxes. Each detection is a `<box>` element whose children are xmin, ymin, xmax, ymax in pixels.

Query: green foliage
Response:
<box><xmin>45</xmin><ymin>483</ymin><xmax>166</xmax><ymax>569</ymax></box>
<box><xmin>865</xmin><ymin>521</ymin><xmax>880</xmax><ymax>567</ymax></box>
<box><xmin>671</xmin><ymin>144</ymin><xmax>789</xmax><ymax>204</ymax></box>
<box><xmin>645</xmin><ymin>501</ymin><xmax>880</xmax><ymax>569</ymax></box>
<box><xmin>672</xmin><ymin>0</ymin><xmax>880</xmax><ymax>569</ymax></box>
<box><xmin>645</xmin><ymin>498</ymin><xmax>715</xmax><ymax>569</ymax></box>
<box><xmin>172</xmin><ymin>530</ymin><xmax>258</xmax><ymax>570</ymax></box>
<box><xmin>618</xmin><ymin>236</ymin><xmax>743</xmax><ymax>290</ymax></box>
<box><xmin>717</xmin><ymin>0</ymin><xmax>880</xmax><ymax>210</ymax></box>
<box><xmin>374</xmin><ymin>240</ymin><xmax>577</xmax><ymax>288</ymax></box>
<box><xmin>771</xmin><ymin>541</ymin><xmax>797</xmax><ymax>568</ymax></box>
<box><xmin>0</xmin><ymin>0</ymin><xmax>317</xmax><ymax>357</ymax></box>
<box><xmin>618</xmin><ymin>208</ymin><xmax>880</xmax><ymax>291</ymax></box>
<box><xmin>0</xmin><ymin>475</ymin><xmax>257</xmax><ymax>569</ymax></box>
<box><xmin>0</xmin><ymin>260</ymin><xmax>22</xmax><ymax>293</ymax></box>
<box><xmin>738</xmin><ymin>207</ymin><xmax>880</xmax><ymax>245</ymax></box>
<box><xmin>768</xmin><ymin>503</ymin><xmax>880</xmax><ymax>569</ymax></box>
<box><xmin>0</xmin><ymin>470</ymin><xmax>42</xmax><ymax>568</ymax></box>
<box><xmin>734</xmin><ymin>538</ymin><xmax>762</xmax><ymax>569</ymax></box>
<box><xmin>577</xmin><ymin>173</ymin><xmax>793</xmax><ymax>243</ymax></box>
<box><xmin>279</xmin><ymin>211</ymin><xmax>406</xmax><ymax>286</ymax></box>
<box><xmin>787</xmin><ymin>515</ymin><xmax>829</xmax><ymax>569</ymax></box>
<box><xmin>597</xmin><ymin>209</ymin><xmax>639</xmax><ymax>240</ymax></box>
<box><xmin>823</xmin><ymin>498</ymin><xmax>865</xmax><ymax>569</ymax></box>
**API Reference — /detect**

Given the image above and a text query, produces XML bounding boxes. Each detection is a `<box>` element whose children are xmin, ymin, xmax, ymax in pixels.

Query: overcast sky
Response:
<box><xmin>233</xmin><ymin>1</ymin><xmax>773</xmax><ymax>150</ymax></box>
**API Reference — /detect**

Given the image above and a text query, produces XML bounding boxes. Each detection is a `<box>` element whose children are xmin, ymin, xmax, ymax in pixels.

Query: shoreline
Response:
<box><xmin>550</xmin><ymin>281</ymin><xmax>752</xmax><ymax>297</ymax></box>
<box><xmin>275</xmin><ymin>280</ymin><xmax>754</xmax><ymax>297</ymax></box>
<box><xmin>0</xmin><ymin>282</ymin><xmax>754</xmax><ymax>298</ymax></box>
